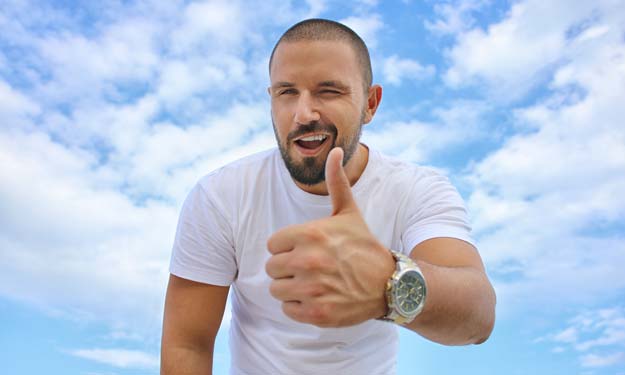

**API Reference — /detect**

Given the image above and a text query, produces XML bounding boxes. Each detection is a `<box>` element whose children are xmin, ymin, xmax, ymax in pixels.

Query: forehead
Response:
<box><xmin>270</xmin><ymin>40</ymin><xmax>362</xmax><ymax>86</ymax></box>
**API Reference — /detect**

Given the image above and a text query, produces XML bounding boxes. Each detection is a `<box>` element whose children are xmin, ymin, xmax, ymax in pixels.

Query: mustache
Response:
<box><xmin>287</xmin><ymin>122</ymin><xmax>338</xmax><ymax>143</ymax></box>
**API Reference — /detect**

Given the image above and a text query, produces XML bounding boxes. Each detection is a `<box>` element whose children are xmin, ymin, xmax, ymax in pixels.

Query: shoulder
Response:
<box><xmin>371</xmin><ymin>149</ymin><xmax>451</xmax><ymax>189</ymax></box>
<box><xmin>367</xmin><ymin>149</ymin><xmax>467</xmax><ymax>219</ymax></box>
<box><xmin>190</xmin><ymin>148</ymin><xmax>278</xmax><ymax>214</ymax></box>
<box><xmin>197</xmin><ymin>148</ymin><xmax>277</xmax><ymax>190</ymax></box>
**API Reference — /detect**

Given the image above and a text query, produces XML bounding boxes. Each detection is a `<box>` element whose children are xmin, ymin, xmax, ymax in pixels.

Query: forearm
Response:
<box><xmin>404</xmin><ymin>261</ymin><xmax>496</xmax><ymax>345</ymax></box>
<box><xmin>161</xmin><ymin>343</ymin><xmax>214</xmax><ymax>375</ymax></box>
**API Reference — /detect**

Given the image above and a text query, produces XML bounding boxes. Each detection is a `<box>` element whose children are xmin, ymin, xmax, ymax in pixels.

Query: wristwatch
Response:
<box><xmin>380</xmin><ymin>250</ymin><xmax>427</xmax><ymax>325</ymax></box>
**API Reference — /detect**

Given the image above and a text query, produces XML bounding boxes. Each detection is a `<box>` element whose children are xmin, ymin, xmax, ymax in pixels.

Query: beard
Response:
<box><xmin>272</xmin><ymin>115</ymin><xmax>364</xmax><ymax>186</ymax></box>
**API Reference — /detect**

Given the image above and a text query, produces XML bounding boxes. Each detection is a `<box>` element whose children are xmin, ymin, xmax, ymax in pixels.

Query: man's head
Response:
<box><xmin>268</xmin><ymin>19</ymin><xmax>381</xmax><ymax>190</ymax></box>
<box><xmin>269</xmin><ymin>19</ymin><xmax>373</xmax><ymax>93</ymax></box>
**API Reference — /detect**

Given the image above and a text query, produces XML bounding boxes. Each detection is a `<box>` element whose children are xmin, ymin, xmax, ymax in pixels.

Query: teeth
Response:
<box><xmin>299</xmin><ymin>134</ymin><xmax>327</xmax><ymax>142</ymax></box>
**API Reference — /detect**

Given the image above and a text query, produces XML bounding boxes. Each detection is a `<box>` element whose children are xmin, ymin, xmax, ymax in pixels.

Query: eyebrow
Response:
<box><xmin>271</xmin><ymin>82</ymin><xmax>295</xmax><ymax>90</ymax></box>
<box><xmin>270</xmin><ymin>80</ymin><xmax>350</xmax><ymax>91</ymax></box>
<box><xmin>318</xmin><ymin>80</ymin><xmax>349</xmax><ymax>91</ymax></box>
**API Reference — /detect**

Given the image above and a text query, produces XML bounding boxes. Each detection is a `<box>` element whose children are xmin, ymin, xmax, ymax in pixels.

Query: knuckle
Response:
<box><xmin>292</xmin><ymin>254</ymin><xmax>337</xmax><ymax>277</ymax></box>
<box><xmin>265</xmin><ymin>258</ymin><xmax>275</xmax><ymax>277</ymax></box>
<box><xmin>283</xmin><ymin>303</ymin><xmax>303</xmax><ymax>322</ymax></box>
<box><xmin>305</xmin><ymin>282</ymin><xmax>325</xmax><ymax>298</ymax></box>
<box><xmin>302</xmin><ymin>255</ymin><xmax>323</xmax><ymax>272</ymax></box>
<box><xmin>302</xmin><ymin>225</ymin><xmax>326</xmax><ymax>243</ymax></box>
<box><xmin>269</xmin><ymin>281</ymin><xmax>279</xmax><ymax>299</ymax></box>
<box><xmin>318</xmin><ymin>254</ymin><xmax>336</xmax><ymax>271</ymax></box>
<box><xmin>308</xmin><ymin>303</ymin><xmax>331</xmax><ymax>324</ymax></box>
<box><xmin>293</xmin><ymin>253</ymin><xmax>323</xmax><ymax>273</ymax></box>
<box><xmin>281</xmin><ymin>303</ymin><xmax>292</xmax><ymax>318</ymax></box>
<box><xmin>266</xmin><ymin>235</ymin><xmax>277</xmax><ymax>253</ymax></box>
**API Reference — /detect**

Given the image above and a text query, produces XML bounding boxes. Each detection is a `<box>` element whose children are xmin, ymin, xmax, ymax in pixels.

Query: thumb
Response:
<box><xmin>325</xmin><ymin>147</ymin><xmax>358</xmax><ymax>215</ymax></box>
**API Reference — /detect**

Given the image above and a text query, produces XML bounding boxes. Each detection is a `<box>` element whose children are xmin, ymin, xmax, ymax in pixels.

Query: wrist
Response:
<box><xmin>378</xmin><ymin>249</ymin><xmax>427</xmax><ymax>325</ymax></box>
<box><xmin>374</xmin><ymin>248</ymin><xmax>396</xmax><ymax>319</ymax></box>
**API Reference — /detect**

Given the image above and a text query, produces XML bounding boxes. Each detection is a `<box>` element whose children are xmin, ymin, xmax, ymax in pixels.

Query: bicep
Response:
<box><xmin>162</xmin><ymin>274</ymin><xmax>229</xmax><ymax>350</ymax></box>
<box><xmin>409</xmin><ymin>237</ymin><xmax>485</xmax><ymax>271</ymax></box>
<box><xmin>401</xmin><ymin>170</ymin><xmax>481</xmax><ymax>270</ymax></box>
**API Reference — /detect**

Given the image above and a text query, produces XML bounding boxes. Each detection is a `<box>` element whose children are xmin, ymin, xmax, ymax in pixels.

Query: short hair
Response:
<box><xmin>269</xmin><ymin>18</ymin><xmax>373</xmax><ymax>91</ymax></box>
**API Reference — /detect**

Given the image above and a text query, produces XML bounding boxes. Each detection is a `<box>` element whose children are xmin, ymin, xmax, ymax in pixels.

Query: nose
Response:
<box><xmin>293</xmin><ymin>92</ymin><xmax>320</xmax><ymax>125</ymax></box>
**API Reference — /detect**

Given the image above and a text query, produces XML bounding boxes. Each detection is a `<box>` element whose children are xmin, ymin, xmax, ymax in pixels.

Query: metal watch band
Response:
<box><xmin>379</xmin><ymin>249</ymin><xmax>426</xmax><ymax>325</ymax></box>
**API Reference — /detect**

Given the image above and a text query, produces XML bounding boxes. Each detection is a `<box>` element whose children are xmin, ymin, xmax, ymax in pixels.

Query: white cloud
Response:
<box><xmin>581</xmin><ymin>352</ymin><xmax>625</xmax><ymax>368</ymax></box>
<box><xmin>304</xmin><ymin>0</ymin><xmax>327</xmax><ymax>18</ymax></box>
<box><xmin>542</xmin><ymin>306</ymin><xmax>625</xmax><ymax>369</ymax></box>
<box><xmin>0</xmin><ymin>130</ymin><xmax>176</xmax><ymax>336</ymax></box>
<box><xmin>553</xmin><ymin>327</ymin><xmax>578</xmax><ymax>344</ymax></box>
<box><xmin>104</xmin><ymin>330</ymin><xmax>144</xmax><ymax>342</ymax></box>
<box><xmin>425</xmin><ymin>0</ymin><xmax>490</xmax><ymax>35</ymax></box>
<box><xmin>463</xmin><ymin>0</ymin><xmax>625</xmax><ymax>312</ymax></box>
<box><xmin>0</xmin><ymin>80</ymin><xmax>40</xmax><ymax>117</ymax></box>
<box><xmin>67</xmin><ymin>348</ymin><xmax>159</xmax><ymax>369</ymax></box>
<box><xmin>169</xmin><ymin>0</ymin><xmax>246</xmax><ymax>55</ymax></box>
<box><xmin>357</xmin><ymin>0</ymin><xmax>379</xmax><ymax>6</ymax></box>
<box><xmin>156</xmin><ymin>56</ymin><xmax>248</xmax><ymax>109</ymax></box>
<box><xmin>0</xmin><ymin>1</ymin><xmax>288</xmax><ymax>343</ymax></box>
<box><xmin>577</xmin><ymin>331</ymin><xmax>625</xmax><ymax>352</ymax></box>
<box><xmin>363</xmin><ymin>99</ymin><xmax>490</xmax><ymax>163</ymax></box>
<box><xmin>168</xmin><ymin>0</ymin><xmax>331</xmax><ymax>56</ymax></box>
<box><xmin>363</xmin><ymin>120</ymin><xmax>437</xmax><ymax>163</ymax></box>
<box><xmin>35</xmin><ymin>17</ymin><xmax>161</xmax><ymax>103</ymax></box>
<box><xmin>574</xmin><ymin>308</ymin><xmax>625</xmax><ymax>352</ymax></box>
<box><xmin>442</xmin><ymin>0</ymin><xmax>611</xmax><ymax>101</ymax></box>
<box><xmin>0</xmin><ymin>80</ymin><xmax>41</xmax><ymax>132</ymax></box>
<box><xmin>382</xmin><ymin>55</ymin><xmax>435</xmax><ymax>86</ymax></box>
<box><xmin>0</xmin><ymin>98</ymin><xmax>274</xmax><ymax>340</ymax></box>
<box><xmin>340</xmin><ymin>14</ymin><xmax>384</xmax><ymax>48</ymax></box>
<box><xmin>124</xmin><ymin>101</ymin><xmax>272</xmax><ymax>202</ymax></box>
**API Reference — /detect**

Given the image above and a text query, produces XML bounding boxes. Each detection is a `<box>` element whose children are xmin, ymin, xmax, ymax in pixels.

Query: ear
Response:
<box><xmin>362</xmin><ymin>84</ymin><xmax>382</xmax><ymax>124</ymax></box>
<box><xmin>267</xmin><ymin>86</ymin><xmax>271</xmax><ymax>96</ymax></box>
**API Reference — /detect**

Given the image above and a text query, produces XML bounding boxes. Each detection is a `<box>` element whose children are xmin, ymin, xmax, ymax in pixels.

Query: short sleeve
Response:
<box><xmin>401</xmin><ymin>170</ymin><xmax>475</xmax><ymax>255</ymax></box>
<box><xmin>169</xmin><ymin>181</ymin><xmax>237</xmax><ymax>286</ymax></box>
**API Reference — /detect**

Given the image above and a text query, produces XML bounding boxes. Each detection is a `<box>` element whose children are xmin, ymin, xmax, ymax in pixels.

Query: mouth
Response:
<box><xmin>293</xmin><ymin>133</ymin><xmax>331</xmax><ymax>156</ymax></box>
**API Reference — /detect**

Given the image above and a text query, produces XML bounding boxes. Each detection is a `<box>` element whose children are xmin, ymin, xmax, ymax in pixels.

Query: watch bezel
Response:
<box><xmin>393</xmin><ymin>269</ymin><xmax>426</xmax><ymax>316</ymax></box>
<box><xmin>379</xmin><ymin>250</ymin><xmax>427</xmax><ymax>325</ymax></box>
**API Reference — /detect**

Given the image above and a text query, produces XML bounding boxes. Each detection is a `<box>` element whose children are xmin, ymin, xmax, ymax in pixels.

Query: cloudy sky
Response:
<box><xmin>1</xmin><ymin>0</ymin><xmax>624</xmax><ymax>374</ymax></box>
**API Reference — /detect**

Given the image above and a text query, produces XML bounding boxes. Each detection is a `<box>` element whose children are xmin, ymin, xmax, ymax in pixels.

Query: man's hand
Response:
<box><xmin>265</xmin><ymin>147</ymin><xmax>395</xmax><ymax>327</ymax></box>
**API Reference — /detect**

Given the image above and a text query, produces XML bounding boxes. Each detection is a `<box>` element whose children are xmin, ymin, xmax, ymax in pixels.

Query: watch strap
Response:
<box><xmin>379</xmin><ymin>249</ymin><xmax>426</xmax><ymax>325</ymax></box>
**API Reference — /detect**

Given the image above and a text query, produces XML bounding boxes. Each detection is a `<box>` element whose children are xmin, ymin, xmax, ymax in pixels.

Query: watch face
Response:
<box><xmin>394</xmin><ymin>270</ymin><xmax>425</xmax><ymax>316</ymax></box>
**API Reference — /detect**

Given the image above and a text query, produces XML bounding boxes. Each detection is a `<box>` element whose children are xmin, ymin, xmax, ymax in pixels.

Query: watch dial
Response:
<box><xmin>395</xmin><ymin>270</ymin><xmax>425</xmax><ymax>315</ymax></box>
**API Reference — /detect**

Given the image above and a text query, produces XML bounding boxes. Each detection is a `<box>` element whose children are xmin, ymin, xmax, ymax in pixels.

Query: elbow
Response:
<box><xmin>453</xmin><ymin>313</ymin><xmax>495</xmax><ymax>346</ymax></box>
<box><xmin>473</xmin><ymin>283</ymin><xmax>497</xmax><ymax>345</ymax></box>
<box><xmin>472</xmin><ymin>313</ymin><xmax>495</xmax><ymax>345</ymax></box>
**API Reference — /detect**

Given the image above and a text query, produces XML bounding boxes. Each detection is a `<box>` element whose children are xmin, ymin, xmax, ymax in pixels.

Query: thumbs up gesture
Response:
<box><xmin>266</xmin><ymin>147</ymin><xmax>395</xmax><ymax>327</ymax></box>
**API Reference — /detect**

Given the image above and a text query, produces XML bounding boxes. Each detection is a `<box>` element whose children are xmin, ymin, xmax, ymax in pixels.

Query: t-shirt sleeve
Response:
<box><xmin>401</xmin><ymin>170</ymin><xmax>475</xmax><ymax>255</ymax></box>
<box><xmin>169</xmin><ymin>181</ymin><xmax>237</xmax><ymax>286</ymax></box>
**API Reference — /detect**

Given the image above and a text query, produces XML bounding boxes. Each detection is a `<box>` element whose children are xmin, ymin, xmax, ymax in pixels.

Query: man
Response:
<box><xmin>161</xmin><ymin>18</ymin><xmax>496</xmax><ymax>374</ymax></box>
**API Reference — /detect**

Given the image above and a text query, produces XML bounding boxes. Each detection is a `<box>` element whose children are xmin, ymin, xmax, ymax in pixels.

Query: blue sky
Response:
<box><xmin>1</xmin><ymin>0</ymin><xmax>624</xmax><ymax>374</ymax></box>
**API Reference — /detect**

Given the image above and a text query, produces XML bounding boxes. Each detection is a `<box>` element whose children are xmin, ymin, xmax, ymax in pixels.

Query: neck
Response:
<box><xmin>294</xmin><ymin>143</ymin><xmax>369</xmax><ymax>196</ymax></box>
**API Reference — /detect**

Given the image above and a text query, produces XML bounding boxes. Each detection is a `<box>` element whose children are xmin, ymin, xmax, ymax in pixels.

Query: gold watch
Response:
<box><xmin>380</xmin><ymin>250</ymin><xmax>427</xmax><ymax>325</ymax></box>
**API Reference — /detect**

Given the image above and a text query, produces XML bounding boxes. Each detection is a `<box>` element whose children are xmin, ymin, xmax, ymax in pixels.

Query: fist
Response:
<box><xmin>265</xmin><ymin>147</ymin><xmax>395</xmax><ymax>327</ymax></box>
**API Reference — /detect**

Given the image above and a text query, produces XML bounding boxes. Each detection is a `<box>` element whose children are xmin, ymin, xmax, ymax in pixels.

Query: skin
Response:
<box><xmin>161</xmin><ymin>276</ymin><xmax>228</xmax><ymax>374</ymax></box>
<box><xmin>161</xmin><ymin>39</ymin><xmax>496</xmax><ymax>374</ymax></box>
<box><xmin>266</xmin><ymin>148</ymin><xmax>496</xmax><ymax>344</ymax></box>
<box><xmin>268</xmin><ymin>40</ymin><xmax>382</xmax><ymax>195</ymax></box>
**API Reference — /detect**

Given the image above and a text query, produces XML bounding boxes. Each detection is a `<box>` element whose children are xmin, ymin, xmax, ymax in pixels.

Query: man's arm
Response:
<box><xmin>161</xmin><ymin>274</ymin><xmax>229</xmax><ymax>374</ymax></box>
<box><xmin>403</xmin><ymin>237</ymin><xmax>496</xmax><ymax>345</ymax></box>
<box><xmin>265</xmin><ymin>147</ymin><xmax>496</xmax><ymax>345</ymax></box>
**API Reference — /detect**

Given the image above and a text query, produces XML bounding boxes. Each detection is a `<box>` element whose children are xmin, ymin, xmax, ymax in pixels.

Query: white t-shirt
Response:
<box><xmin>170</xmin><ymin>147</ymin><xmax>474</xmax><ymax>375</ymax></box>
